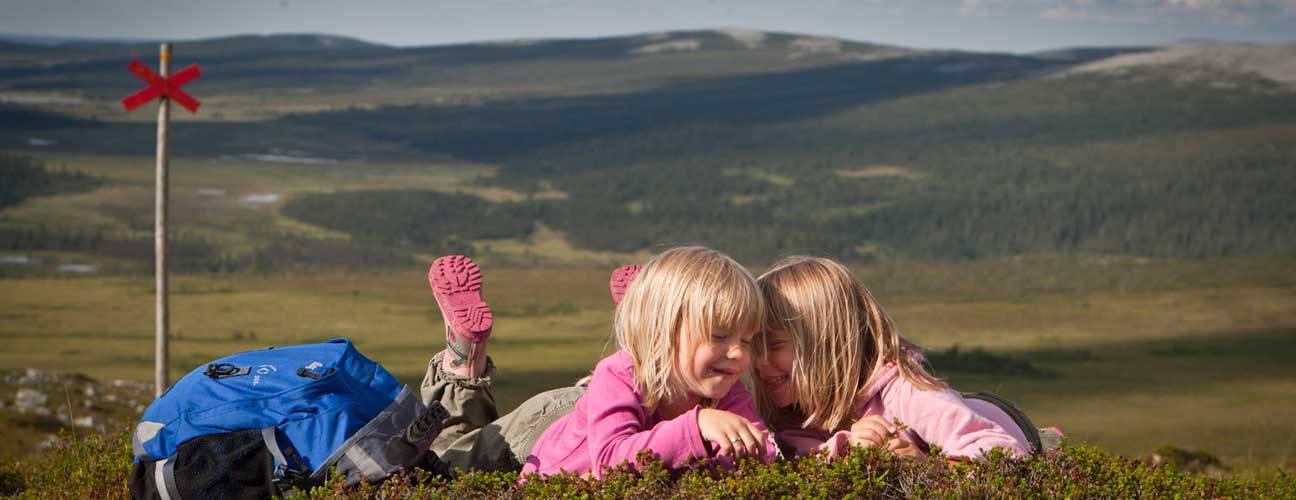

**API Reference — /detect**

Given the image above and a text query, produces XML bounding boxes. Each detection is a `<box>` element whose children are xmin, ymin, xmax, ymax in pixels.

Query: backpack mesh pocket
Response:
<box><xmin>130</xmin><ymin>429</ymin><xmax>278</xmax><ymax>500</ymax></box>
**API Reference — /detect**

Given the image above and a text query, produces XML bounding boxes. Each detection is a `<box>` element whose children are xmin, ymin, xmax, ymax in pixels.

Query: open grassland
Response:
<box><xmin>2</xmin><ymin>152</ymin><xmax>1294</xmax><ymax>470</ymax></box>
<box><xmin>1</xmin><ymin>152</ymin><xmax>489</xmax><ymax>241</ymax></box>
<box><xmin>0</xmin><ymin>152</ymin><xmax>653</xmax><ymax>269</ymax></box>
<box><xmin>0</xmin><ymin>256</ymin><xmax>1293</xmax><ymax>470</ymax></box>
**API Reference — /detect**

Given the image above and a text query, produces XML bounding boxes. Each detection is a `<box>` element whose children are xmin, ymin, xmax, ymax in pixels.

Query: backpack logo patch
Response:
<box><xmin>253</xmin><ymin>364</ymin><xmax>277</xmax><ymax>386</ymax></box>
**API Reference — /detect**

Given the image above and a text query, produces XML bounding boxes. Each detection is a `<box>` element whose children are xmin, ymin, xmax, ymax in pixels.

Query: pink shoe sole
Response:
<box><xmin>428</xmin><ymin>255</ymin><xmax>493</xmax><ymax>342</ymax></box>
<box><xmin>609</xmin><ymin>264</ymin><xmax>642</xmax><ymax>305</ymax></box>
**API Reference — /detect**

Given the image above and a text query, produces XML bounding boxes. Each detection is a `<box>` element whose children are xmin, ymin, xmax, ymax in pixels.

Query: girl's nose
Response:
<box><xmin>728</xmin><ymin>341</ymin><xmax>747</xmax><ymax>360</ymax></box>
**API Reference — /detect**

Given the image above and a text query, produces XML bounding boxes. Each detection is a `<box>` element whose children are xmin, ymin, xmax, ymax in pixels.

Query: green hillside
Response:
<box><xmin>1</xmin><ymin>31</ymin><xmax>1293</xmax><ymax>267</ymax></box>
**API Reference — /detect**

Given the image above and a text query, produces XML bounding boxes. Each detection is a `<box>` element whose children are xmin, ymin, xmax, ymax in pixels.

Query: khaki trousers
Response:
<box><xmin>420</xmin><ymin>351</ymin><xmax>585</xmax><ymax>473</ymax></box>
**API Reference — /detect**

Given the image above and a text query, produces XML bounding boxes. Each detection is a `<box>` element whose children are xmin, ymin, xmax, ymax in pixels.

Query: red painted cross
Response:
<box><xmin>121</xmin><ymin>59</ymin><xmax>202</xmax><ymax>113</ymax></box>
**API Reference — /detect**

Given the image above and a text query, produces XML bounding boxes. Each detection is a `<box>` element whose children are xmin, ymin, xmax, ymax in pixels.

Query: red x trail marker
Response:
<box><xmin>121</xmin><ymin>59</ymin><xmax>202</xmax><ymax>113</ymax></box>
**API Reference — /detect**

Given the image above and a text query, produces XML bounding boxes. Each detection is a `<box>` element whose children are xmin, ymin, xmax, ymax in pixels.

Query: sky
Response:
<box><xmin>1</xmin><ymin>0</ymin><xmax>1294</xmax><ymax>53</ymax></box>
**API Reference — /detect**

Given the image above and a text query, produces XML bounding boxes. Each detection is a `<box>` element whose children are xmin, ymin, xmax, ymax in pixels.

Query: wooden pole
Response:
<box><xmin>154</xmin><ymin>43</ymin><xmax>171</xmax><ymax>397</ymax></box>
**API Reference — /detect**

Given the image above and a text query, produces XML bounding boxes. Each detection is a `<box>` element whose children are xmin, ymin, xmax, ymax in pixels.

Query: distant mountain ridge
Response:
<box><xmin>0</xmin><ymin>32</ymin><xmax>375</xmax><ymax>49</ymax></box>
<box><xmin>0</xmin><ymin>32</ymin><xmax>161</xmax><ymax>46</ymax></box>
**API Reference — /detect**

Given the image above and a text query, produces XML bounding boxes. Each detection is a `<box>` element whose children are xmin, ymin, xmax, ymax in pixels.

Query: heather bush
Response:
<box><xmin>4</xmin><ymin>429</ymin><xmax>1294</xmax><ymax>499</ymax></box>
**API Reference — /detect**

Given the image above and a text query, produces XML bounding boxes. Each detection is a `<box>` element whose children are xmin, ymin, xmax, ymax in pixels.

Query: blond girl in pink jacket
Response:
<box><xmin>752</xmin><ymin>256</ymin><xmax>1055</xmax><ymax>461</ymax></box>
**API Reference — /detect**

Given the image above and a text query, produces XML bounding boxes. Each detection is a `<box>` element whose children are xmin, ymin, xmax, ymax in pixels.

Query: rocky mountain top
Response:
<box><xmin>1063</xmin><ymin>41</ymin><xmax>1296</xmax><ymax>86</ymax></box>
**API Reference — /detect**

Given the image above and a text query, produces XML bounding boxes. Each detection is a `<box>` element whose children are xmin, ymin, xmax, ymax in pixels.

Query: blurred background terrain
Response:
<box><xmin>0</xmin><ymin>30</ymin><xmax>1293</xmax><ymax>471</ymax></box>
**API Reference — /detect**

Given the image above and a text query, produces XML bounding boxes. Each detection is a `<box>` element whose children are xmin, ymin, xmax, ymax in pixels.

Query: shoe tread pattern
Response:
<box><xmin>609</xmin><ymin>264</ymin><xmax>642</xmax><ymax>305</ymax></box>
<box><xmin>429</xmin><ymin>255</ymin><xmax>493</xmax><ymax>339</ymax></box>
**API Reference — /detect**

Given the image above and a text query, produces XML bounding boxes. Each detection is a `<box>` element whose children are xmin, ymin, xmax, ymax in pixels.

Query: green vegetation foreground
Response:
<box><xmin>3</xmin><ymin>430</ymin><xmax>1293</xmax><ymax>499</ymax></box>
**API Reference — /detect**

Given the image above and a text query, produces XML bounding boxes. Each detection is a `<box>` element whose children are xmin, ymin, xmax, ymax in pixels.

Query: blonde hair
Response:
<box><xmin>755</xmin><ymin>256</ymin><xmax>944</xmax><ymax>432</ymax></box>
<box><xmin>615</xmin><ymin>246</ymin><xmax>764</xmax><ymax>410</ymax></box>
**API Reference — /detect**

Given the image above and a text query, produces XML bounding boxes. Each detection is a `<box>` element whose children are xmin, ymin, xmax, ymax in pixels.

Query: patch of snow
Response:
<box><xmin>837</xmin><ymin>165</ymin><xmax>926</xmax><ymax>180</ymax></box>
<box><xmin>631</xmin><ymin>39</ymin><xmax>702</xmax><ymax>55</ymax></box>
<box><xmin>840</xmin><ymin>48</ymin><xmax>918</xmax><ymax>62</ymax></box>
<box><xmin>315</xmin><ymin>35</ymin><xmax>352</xmax><ymax>48</ymax></box>
<box><xmin>0</xmin><ymin>255</ymin><xmax>36</xmax><ymax>265</ymax></box>
<box><xmin>719</xmin><ymin>29</ymin><xmax>766</xmax><ymax>49</ymax></box>
<box><xmin>242</xmin><ymin>153</ymin><xmax>338</xmax><ymax>165</ymax></box>
<box><xmin>789</xmin><ymin>37</ymin><xmax>842</xmax><ymax>55</ymax></box>
<box><xmin>0</xmin><ymin>95</ymin><xmax>81</xmax><ymax>105</ymax></box>
<box><xmin>483</xmin><ymin>38</ymin><xmax>541</xmax><ymax>47</ymax></box>
<box><xmin>57</xmin><ymin>264</ymin><xmax>97</xmax><ymax>274</ymax></box>
<box><xmin>26</xmin><ymin>137</ymin><xmax>56</xmax><ymax>146</ymax></box>
<box><xmin>240</xmin><ymin>194</ymin><xmax>281</xmax><ymax>205</ymax></box>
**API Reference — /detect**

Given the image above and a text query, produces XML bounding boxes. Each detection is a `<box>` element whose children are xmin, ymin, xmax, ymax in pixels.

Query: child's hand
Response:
<box><xmin>848</xmin><ymin>415</ymin><xmax>896</xmax><ymax>448</ymax></box>
<box><xmin>699</xmin><ymin>408</ymin><xmax>767</xmax><ymax>460</ymax></box>
<box><xmin>886</xmin><ymin>436</ymin><xmax>927</xmax><ymax>459</ymax></box>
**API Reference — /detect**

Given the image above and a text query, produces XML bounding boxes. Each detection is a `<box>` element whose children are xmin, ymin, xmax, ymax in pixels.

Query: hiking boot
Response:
<box><xmin>1039</xmin><ymin>426</ymin><xmax>1065</xmax><ymax>453</ymax></box>
<box><xmin>429</xmin><ymin>255</ymin><xmax>492</xmax><ymax>375</ymax></box>
<box><xmin>609</xmin><ymin>264</ymin><xmax>642</xmax><ymax>305</ymax></box>
<box><xmin>386</xmin><ymin>401</ymin><xmax>451</xmax><ymax>474</ymax></box>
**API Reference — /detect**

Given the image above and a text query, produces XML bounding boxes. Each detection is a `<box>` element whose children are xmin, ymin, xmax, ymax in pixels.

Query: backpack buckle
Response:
<box><xmin>204</xmin><ymin>363</ymin><xmax>250</xmax><ymax>379</ymax></box>
<box><xmin>296</xmin><ymin>367</ymin><xmax>335</xmax><ymax>380</ymax></box>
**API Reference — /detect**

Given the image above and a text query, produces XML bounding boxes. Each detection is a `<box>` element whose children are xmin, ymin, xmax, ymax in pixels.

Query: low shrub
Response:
<box><xmin>4</xmin><ymin>429</ymin><xmax>1294</xmax><ymax>499</ymax></box>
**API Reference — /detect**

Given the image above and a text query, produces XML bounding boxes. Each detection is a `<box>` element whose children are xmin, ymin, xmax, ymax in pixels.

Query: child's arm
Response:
<box><xmin>886</xmin><ymin>381</ymin><xmax>1030</xmax><ymax>459</ymax></box>
<box><xmin>582</xmin><ymin>364</ymin><xmax>711</xmax><ymax>475</ymax></box>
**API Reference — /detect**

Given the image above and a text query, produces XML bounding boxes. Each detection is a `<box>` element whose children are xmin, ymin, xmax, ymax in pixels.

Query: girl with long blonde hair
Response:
<box><xmin>752</xmin><ymin>256</ymin><xmax>1039</xmax><ymax>460</ymax></box>
<box><xmin>419</xmin><ymin>247</ymin><xmax>777</xmax><ymax>478</ymax></box>
<box><xmin>520</xmin><ymin>246</ymin><xmax>778</xmax><ymax>476</ymax></box>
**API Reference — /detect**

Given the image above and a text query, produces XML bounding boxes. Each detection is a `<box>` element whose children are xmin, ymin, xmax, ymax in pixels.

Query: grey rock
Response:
<box><xmin>15</xmin><ymin>388</ymin><xmax>48</xmax><ymax>411</ymax></box>
<box><xmin>37</xmin><ymin>434</ymin><xmax>62</xmax><ymax>451</ymax></box>
<box><xmin>19</xmin><ymin>368</ymin><xmax>48</xmax><ymax>386</ymax></box>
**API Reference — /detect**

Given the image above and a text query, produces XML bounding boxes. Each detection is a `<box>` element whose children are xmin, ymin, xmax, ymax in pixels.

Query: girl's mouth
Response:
<box><xmin>764</xmin><ymin>375</ymin><xmax>788</xmax><ymax>389</ymax></box>
<box><xmin>709</xmin><ymin>367</ymin><xmax>738</xmax><ymax>377</ymax></box>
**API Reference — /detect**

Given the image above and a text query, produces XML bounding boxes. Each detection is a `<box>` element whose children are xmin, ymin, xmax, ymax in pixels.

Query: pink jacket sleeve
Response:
<box><xmin>884</xmin><ymin>380</ymin><xmax>1030</xmax><ymax>458</ymax></box>
<box><xmin>583</xmin><ymin>365</ymin><xmax>710</xmax><ymax>476</ymax></box>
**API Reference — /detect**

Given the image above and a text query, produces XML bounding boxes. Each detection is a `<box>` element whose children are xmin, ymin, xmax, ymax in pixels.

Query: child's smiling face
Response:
<box><xmin>755</xmin><ymin>328</ymin><xmax>797</xmax><ymax>408</ymax></box>
<box><xmin>676</xmin><ymin>327</ymin><xmax>756</xmax><ymax>401</ymax></box>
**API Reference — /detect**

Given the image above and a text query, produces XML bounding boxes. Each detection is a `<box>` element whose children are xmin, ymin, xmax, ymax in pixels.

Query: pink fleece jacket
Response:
<box><xmin>775</xmin><ymin>361</ymin><xmax>1031</xmax><ymax>459</ymax></box>
<box><xmin>522</xmin><ymin>350</ymin><xmax>779</xmax><ymax>477</ymax></box>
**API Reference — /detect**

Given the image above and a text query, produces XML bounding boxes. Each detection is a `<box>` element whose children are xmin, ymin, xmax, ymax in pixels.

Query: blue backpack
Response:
<box><xmin>129</xmin><ymin>338</ymin><xmax>448</xmax><ymax>499</ymax></box>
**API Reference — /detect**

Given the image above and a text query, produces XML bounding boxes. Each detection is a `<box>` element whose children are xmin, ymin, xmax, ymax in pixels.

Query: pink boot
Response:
<box><xmin>609</xmin><ymin>264</ymin><xmax>642</xmax><ymax>306</ymax></box>
<box><xmin>429</xmin><ymin>255</ymin><xmax>493</xmax><ymax>377</ymax></box>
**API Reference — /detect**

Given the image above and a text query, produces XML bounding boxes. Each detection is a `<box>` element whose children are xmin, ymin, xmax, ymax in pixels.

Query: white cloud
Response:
<box><xmin>1034</xmin><ymin>0</ymin><xmax>1296</xmax><ymax>24</ymax></box>
<box><xmin>958</xmin><ymin>0</ymin><xmax>1006</xmax><ymax>15</ymax></box>
<box><xmin>1040</xmin><ymin>5</ymin><xmax>1087</xmax><ymax>19</ymax></box>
